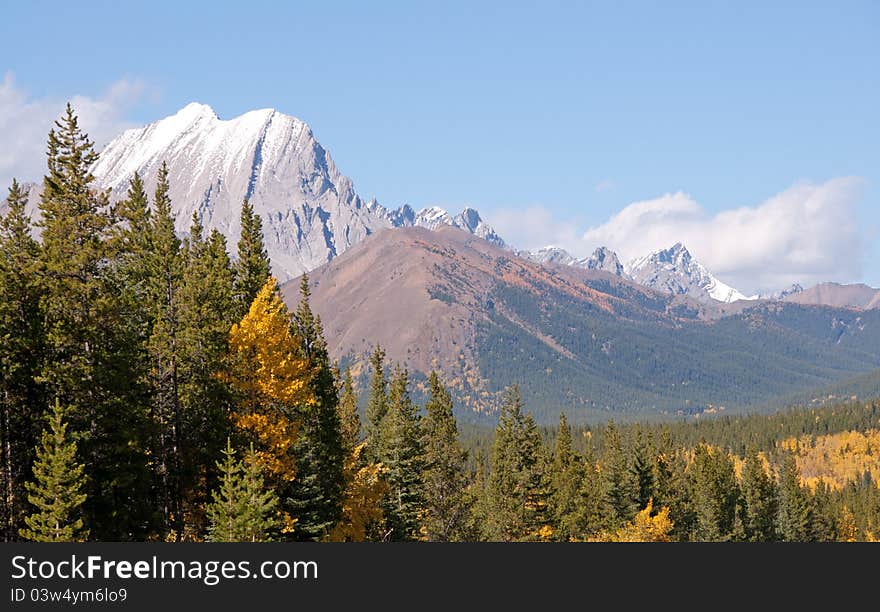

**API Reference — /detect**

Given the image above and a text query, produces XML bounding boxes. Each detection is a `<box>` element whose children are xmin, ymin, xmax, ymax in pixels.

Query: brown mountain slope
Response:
<box><xmin>784</xmin><ymin>282</ymin><xmax>880</xmax><ymax>309</ymax></box>
<box><xmin>280</xmin><ymin>225</ymin><xmax>676</xmax><ymax>403</ymax></box>
<box><xmin>280</xmin><ymin>226</ymin><xmax>880</xmax><ymax>422</ymax></box>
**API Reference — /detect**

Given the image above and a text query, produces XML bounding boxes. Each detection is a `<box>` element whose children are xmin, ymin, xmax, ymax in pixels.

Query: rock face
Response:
<box><xmin>90</xmin><ymin>103</ymin><xmax>383</xmax><ymax>279</ymax></box>
<box><xmin>26</xmin><ymin>102</ymin><xmax>506</xmax><ymax>281</ymax></box>
<box><xmin>626</xmin><ymin>243</ymin><xmax>748</xmax><ymax>304</ymax></box>
<box><xmin>583</xmin><ymin>246</ymin><xmax>625</xmax><ymax>276</ymax></box>
<box><xmin>523</xmin><ymin>245</ymin><xmax>625</xmax><ymax>277</ymax></box>
<box><xmin>523</xmin><ymin>246</ymin><xmax>578</xmax><ymax>267</ymax></box>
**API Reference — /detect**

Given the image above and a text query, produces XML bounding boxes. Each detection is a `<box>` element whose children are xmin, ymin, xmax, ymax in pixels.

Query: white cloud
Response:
<box><xmin>486</xmin><ymin>205</ymin><xmax>584</xmax><ymax>253</ymax></box>
<box><xmin>0</xmin><ymin>73</ymin><xmax>149</xmax><ymax>190</ymax></box>
<box><xmin>485</xmin><ymin>178</ymin><xmax>867</xmax><ymax>295</ymax></box>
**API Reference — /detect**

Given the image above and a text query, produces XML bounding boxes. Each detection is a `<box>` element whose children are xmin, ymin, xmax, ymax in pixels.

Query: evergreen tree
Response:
<box><xmin>776</xmin><ymin>453</ymin><xmax>814</xmax><ymax>542</ymax></box>
<box><xmin>206</xmin><ymin>440</ymin><xmax>280</xmax><ymax>542</ymax></box>
<box><xmin>421</xmin><ymin>371</ymin><xmax>472</xmax><ymax>541</ymax></box>
<box><xmin>364</xmin><ymin>345</ymin><xmax>388</xmax><ymax>464</ymax></box>
<box><xmin>576</xmin><ymin>442</ymin><xmax>603</xmax><ymax>538</ymax></box>
<box><xmin>652</xmin><ymin>429</ymin><xmax>692</xmax><ymax>541</ymax></box>
<box><xmin>689</xmin><ymin>443</ymin><xmax>739</xmax><ymax>541</ymax></box>
<box><xmin>338</xmin><ymin>368</ymin><xmax>360</xmax><ymax>455</ymax></box>
<box><xmin>177</xmin><ymin>221</ymin><xmax>236</xmax><ymax>536</ymax></box>
<box><xmin>486</xmin><ymin>386</ymin><xmax>546</xmax><ymax>541</ymax></box>
<box><xmin>628</xmin><ymin>426</ymin><xmax>655</xmax><ymax>512</ymax></box>
<box><xmin>19</xmin><ymin>401</ymin><xmax>88</xmax><ymax>542</ymax></box>
<box><xmin>0</xmin><ymin>179</ymin><xmax>44</xmax><ymax>541</ymax></box>
<box><xmin>738</xmin><ymin>447</ymin><xmax>777</xmax><ymax>542</ymax></box>
<box><xmin>810</xmin><ymin>480</ymin><xmax>837</xmax><ymax>542</ymax></box>
<box><xmin>144</xmin><ymin>162</ymin><xmax>186</xmax><ymax>538</ymax></box>
<box><xmin>380</xmin><ymin>366</ymin><xmax>424</xmax><ymax>540</ymax></box>
<box><xmin>233</xmin><ymin>198</ymin><xmax>270</xmax><ymax>318</ymax></box>
<box><xmin>37</xmin><ymin>104</ymin><xmax>152</xmax><ymax>540</ymax></box>
<box><xmin>600</xmin><ymin>422</ymin><xmax>637</xmax><ymax>528</ymax></box>
<box><xmin>287</xmin><ymin>274</ymin><xmax>344</xmax><ymax>541</ymax></box>
<box><xmin>548</xmin><ymin>413</ymin><xmax>585</xmax><ymax>541</ymax></box>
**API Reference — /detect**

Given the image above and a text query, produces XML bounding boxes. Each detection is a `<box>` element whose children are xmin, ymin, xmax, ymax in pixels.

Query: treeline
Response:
<box><xmin>2</xmin><ymin>106</ymin><xmax>879</xmax><ymax>542</ymax></box>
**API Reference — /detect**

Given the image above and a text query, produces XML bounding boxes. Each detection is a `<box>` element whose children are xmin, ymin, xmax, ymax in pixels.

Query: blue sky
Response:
<box><xmin>1</xmin><ymin>1</ymin><xmax>878</xmax><ymax>292</ymax></box>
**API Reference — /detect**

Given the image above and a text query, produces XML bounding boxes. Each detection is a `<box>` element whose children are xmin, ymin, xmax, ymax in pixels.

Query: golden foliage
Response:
<box><xmin>590</xmin><ymin>501</ymin><xmax>674</xmax><ymax>542</ymax></box>
<box><xmin>779</xmin><ymin>429</ymin><xmax>880</xmax><ymax>491</ymax></box>
<box><xmin>228</xmin><ymin>278</ymin><xmax>313</xmax><ymax>409</ymax></box>
<box><xmin>227</xmin><ymin>278</ymin><xmax>314</xmax><ymax>482</ymax></box>
<box><xmin>327</xmin><ymin>443</ymin><xmax>388</xmax><ymax>542</ymax></box>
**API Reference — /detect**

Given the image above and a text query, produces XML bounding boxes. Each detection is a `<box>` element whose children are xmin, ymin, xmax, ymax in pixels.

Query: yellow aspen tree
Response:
<box><xmin>327</xmin><ymin>443</ymin><xmax>388</xmax><ymax>541</ymax></box>
<box><xmin>227</xmin><ymin>277</ymin><xmax>314</xmax><ymax>482</ymax></box>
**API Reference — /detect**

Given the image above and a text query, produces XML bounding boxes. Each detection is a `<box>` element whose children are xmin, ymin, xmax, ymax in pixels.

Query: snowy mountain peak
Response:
<box><xmin>627</xmin><ymin>243</ymin><xmax>748</xmax><ymax>304</ymax></box>
<box><xmin>90</xmin><ymin>103</ymin><xmax>383</xmax><ymax>280</ymax></box>
<box><xmin>524</xmin><ymin>246</ymin><xmax>577</xmax><ymax>266</ymax></box>
<box><xmin>583</xmin><ymin>246</ymin><xmax>625</xmax><ymax>276</ymax></box>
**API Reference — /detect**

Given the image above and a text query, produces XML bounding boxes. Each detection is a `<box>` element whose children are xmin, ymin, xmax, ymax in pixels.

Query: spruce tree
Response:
<box><xmin>37</xmin><ymin>105</ymin><xmax>152</xmax><ymax>540</ymax></box>
<box><xmin>486</xmin><ymin>386</ymin><xmax>545</xmax><ymax>541</ymax></box>
<box><xmin>287</xmin><ymin>274</ymin><xmax>344</xmax><ymax>541</ymax></box>
<box><xmin>652</xmin><ymin>429</ymin><xmax>693</xmax><ymax>541</ymax></box>
<box><xmin>776</xmin><ymin>453</ymin><xmax>814</xmax><ymax>542</ymax></box>
<box><xmin>689</xmin><ymin>443</ymin><xmax>739</xmax><ymax>541</ymax></box>
<box><xmin>233</xmin><ymin>198</ymin><xmax>270</xmax><ymax>318</ymax></box>
<box><xmin>738</xmin><ymin>448</ymin><xmax>777</xmax><ymax>542</ymax></box>
<box><xmin>0</xmin><ymin>179</ymin><xmax>44</xmax><ymax>541</ymax></box>
<box><xmin>145</xmin><ymin>162</ymin><xmax>186</xmax><ymax>538</ymax></box>
<box><xmin>421</xmin><ymin>371</ymin><xmax>472</xmax><ymax>541</ymax></box>
<box><xmin>380</xmin><ymin>366</ymin><xmax>424</xmax><ymax>540</ymax></box>
<box><xmin>206</xmin><ymin>440</ymin><xmax>280</xmax><ymax>542</ymax></box>
<box><xmin>364</xmin><ymin>345</ymin><xmax>388</xmax><ymax>464</ymax></box>
<box><xmin>548</xmin><ymin>413</ymin><xmax>586</xmax><ymax>541</ymax></box>
<box><xmin>178</xmin><ymin>222</ymin><xmax>236</xmax><ymax>534</ymax></box>
<box><xmin>628</xmin><ymin>426</ymin><xmax>656</xmax><ymax>512</ymax></box>
<box><xmin>600</xmin><ymin>422</ymin><xmax>637</xmax><ymax>528</ymax></box>
<box><xmin>19</xmin><ymin>400</ymin><xmax>88</xmax><ymax>542</ymax></box>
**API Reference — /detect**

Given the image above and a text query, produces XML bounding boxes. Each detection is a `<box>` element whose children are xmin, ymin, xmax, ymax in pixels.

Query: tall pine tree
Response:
<box><xmin>177</xmin><ymin>219</ymin><xmax>236</xmax><ymax>537</ymax></box>
<box><xmin>287</xmin><ymin>274</ymin><xmax>344</xmax><ymax>541</ymax></box>
<box><xmin>688</xmin><ymin>443</ymin><xmax>739</xmax><ymax>541</ymax></box>
<box><xmin>380</xmin><ymin>366</ymin><xmax>424</xmax><ymax>541</ymax></box>
<box><xmin>776</xmin><ymin>453</ymin><xmax>814</xmax><ymax>542</ymax></box>
<box><xmin>548</xmin><ymin>413</ymin><xmax>586</xmax><ymax>541</ymax></box>
<box><xmin>364</xmin><ymin>345</ymin><xmax>388</xmax><ymax>464</ymax></box>
<box><xmin>145</xmin><ymin>162</ymin><xmax>187</xmax><ymax>538</ymax></box>
<box><xmin>37</xmin><ymin>104</ymin><xmax>152</xmax><ymax>540</ymax></box>
<box><xmin>738</xmin><ymin>448</ymin><xmax>777</xmax><ymax>542</ymax></box>
<box><xmin>0</xmin><ymin>179</ymin><xmax>44</xmax><ymax>541</ymax></box>
<box><xmin>486</xmin><ymin>386</ymin><xmax>546</xmax><ymax>541</ymax></box>
<box><xmin>421</xmin><ymin>371</ymin><xmax>472</xmax><ymax>541</ymax></box>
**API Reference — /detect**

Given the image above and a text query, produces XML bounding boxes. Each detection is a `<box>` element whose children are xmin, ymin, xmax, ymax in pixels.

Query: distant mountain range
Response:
<box><xmin>7</xmin><ymin>102</ymin><xmax>876</xmax><ymax>309</ymax></box>
<box><xmin>280</xmin><ymin>225</ymin><xmax>880</xmax><ymax>422</ymax></box>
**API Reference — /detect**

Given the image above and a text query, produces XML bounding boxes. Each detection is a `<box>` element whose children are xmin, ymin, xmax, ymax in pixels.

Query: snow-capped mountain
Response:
<box><xmin>523</xmin><ymin>246</ymin><xmax>579</xmax><ymax>266</ymax></box>
<box><xmin>749</xmin><ymin>283</ymin><xmax>805</xmax><ymax>301</ymax></box>
<box><xmin>583</xmin><ymin>246</ymin><xmax>625</xmax><ymax>276</ymax></box>
<box><xmin>626</xmin><ymin>243</ymin><xmax>748</xmax><ymax>304</ymax></box>
<box><xmin>83</xmin><ymin>103</ymin><xmax>504</xmax><ymax>280</ymax></box>
<box><xmin>523</xmin><ymin>245</ymin><xmax>625</xmax><ymax>276</ymax></box>
<box><xmin>377</xmin><ymin>205</ymin><xmax>506</xmax><ymax>247</ymax></box>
